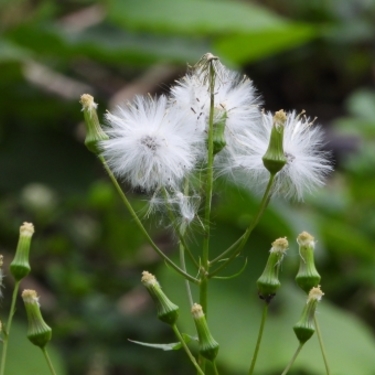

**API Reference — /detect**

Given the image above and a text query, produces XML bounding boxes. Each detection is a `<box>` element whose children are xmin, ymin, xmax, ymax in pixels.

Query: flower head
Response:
<box><xmin>101</xmin><ymin>95</ymin><xmax>201</xmax><ymax>193</ymax></box>
<box><xmin>170</xmin><ymin>61</ymin><xmax>261</xmax><ymax>158</ymax></box>
<box><xmin>224</xmin><ymin>111</ymin><xmax>332</xmax><ymax>200</ymax></box>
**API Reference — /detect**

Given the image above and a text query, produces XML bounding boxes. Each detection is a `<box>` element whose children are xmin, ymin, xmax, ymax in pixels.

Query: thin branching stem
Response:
<box><xmin>199</xmin><ymin>61</ymin><xmax>216</xmax><ymax>313</ymax></box>
<box><xmin>314</xmin><ymin>316</ymin><xmax>331</xmax><ymax>375</ymax></box>
<box><xmin>161</xmin><ymin>188</ymin><xmax>199</xmax><ymax>269</ymax></box>
<box><xmin>0</xmin><ymin>280</ymin><xmax>21</xmax><ymax>375</ymax></box>
<box><xmin>248</xmin><ymin>303</ymin><xmax>269</xmax><ymax>375</ymax></box>
<box><xmin>172</xmin><ymin>325</ymin><xmax>205</xmax><ymax>375</ymax></box>
<box><xmin>41</xmin><ymin>347</ymin><xmax>57</xmax><ymax>375</ymax></box>
<box><xmin>280</xmin><ymin>343</ymin><xmax>304</xmax><ymax>375</ymax></box>
<box><xmin>179</xmin><ymin>241</ymin><xmax>194</xmax><ymax>307</ymax></box>
<box><xmin>209</xmin><ymin>174</ymin><xmax>275</xmax><ymax>277</ymax></box>
<box><xmin>100</xmin><ymin>156</ymin><xmax>199</xmax><ymax>284</ymax></box>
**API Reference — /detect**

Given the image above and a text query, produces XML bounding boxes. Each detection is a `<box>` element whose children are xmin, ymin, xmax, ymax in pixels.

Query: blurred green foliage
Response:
<box><xmin>1</xmin><ymin>0</ymin><xmax>375</xmax><ymax>374</ymax></box>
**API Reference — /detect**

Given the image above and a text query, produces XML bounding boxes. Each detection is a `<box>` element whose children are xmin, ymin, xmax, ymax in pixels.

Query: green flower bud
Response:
<box><xmin>257</xmin><ymin>237</ymin><xmax>288</xmax><ymax>303</ymax></box>
<box><xmin>212</xmin><ymin>109</ymin><xmax>227</xmax><ymax>155</ymax></box>
<box><xmin>80</xmin><ymin>94</ymin><xmax>108</xmax><ymax>154</ymax></box>
<box><xmin>191</xmin><ymin>303</ymin><xmax>219</xmax><ymax>361</ymax></box>
<box><xmin>141</xmin><ymin>271</ymin><xmax>179</xmax><ymax>325</ymax></box>
<box><xmin>22</xmin><ymin>289</ymin><xmax>52</xmax><ymax>348</ymax></box>
<box><xmin>10</xmin><ymin>222</ymin><xmax>34</xmax><ymax>281</ymax></box>
<box><xmin>293</xmin><ymin>286</ymin><xmax>324</xmax><ymax>344</ymax></box>
<box><xmin>262</xmin><ymin>110</ymin><xmax>287</xmax><ymax>175</ymax></box>
<box><xmin>295</xmin><ymin>232</ymin><xmax>321</xmax><ymax>293</ymax></box>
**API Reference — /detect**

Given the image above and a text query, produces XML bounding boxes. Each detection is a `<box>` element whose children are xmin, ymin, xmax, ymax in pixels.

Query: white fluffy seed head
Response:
<box><xmin>101</xmin><ymin>95</ymin><xmax>202</xmax><ymax>193</ymax></box>
<box><xmin>170</xmin><ymin>66</ymin><xmax>262</xmax><ymax>162</ymax></box>
<box><xmin>220</xmin><ymin>110</ymin><xmax>332</xmax><ymax>200</ymax></box>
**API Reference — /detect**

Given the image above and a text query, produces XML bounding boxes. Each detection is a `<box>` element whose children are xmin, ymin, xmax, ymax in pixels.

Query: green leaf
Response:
<box><xmin>129</xmin><ymin>339</ymin><xmax>183</xmax><ymax>351</ymax></box>
<box><xmin>0</xmin><ymin>38</ymin><xmax>31</xmax><ymax>63</ymax></box>
<box><xmin>129</xmin><ymin>333</ymin><xmax>194</xmax><ymax>351</ymax></box>
<box><xmin>8</xmin><ymin>23</ymin><xmax>208</xmax><ymax>65</ymax></box>
<box><xmin>214</xmin><ymin>24</ymin><xmax>317</xmax><ymax>64</ymax></box>
<box><xmin>108</xmin><ymin>0</ymin><xmax>286</xmax><ymax>36</ymax></box>
<box><xmin>319</xmin><ymin>217</ymin><xmax>375</xmax><ymax>261</ymax></box>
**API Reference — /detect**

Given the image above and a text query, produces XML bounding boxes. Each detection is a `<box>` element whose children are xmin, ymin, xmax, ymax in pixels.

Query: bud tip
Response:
<box><xmin>297</xmin><ymin>231</ymin><xmax>315</xmax><ymax>247</ymax></box>
<box><xmin>20</xmin><ymin>222</ymin><xmax>34</xmax><ymax>237</ymax></box>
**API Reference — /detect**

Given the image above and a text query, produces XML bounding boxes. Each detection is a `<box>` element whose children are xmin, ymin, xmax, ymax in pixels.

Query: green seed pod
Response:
<box><xmin>22</xmin><ymin>289</ymin><xmax>52</xmax><ymax>348</ymax></box>
<box><xmin>80</xmin><ymin>94</ymin><xmax>109</xmax><ymax>155</ymax></box>
<box><xmin>262</xmin><ymin>110</ymin><xmax>287</xmax><ymax>175</ymax></box>
<box><xmin>141</xmin><ymin>271</ymin><xmax>179</xmax><ymax>325</ymax></box>
<box><xmin>212</xmin><ymin>109</ymin><xmax>227</xmax><ymax>155</ymax></box>
<box><xmin>10</xmin><ymin>222</ymin><xmax>34</xmax><ymax>281</ymax></box>
<box><xmin>257</xmin><ymin>237</ymin><xmax>288</xmax><ymax>303</ymax></box>
<box><xmin>191</xmin><ymin>303</ymin><xmax>219</xmax><ymax>361</ymax></box>
<box><xmin>293</xmin><ymin>286</ymin><xmax>324</xmax><ymax>344</ymax></box>
<box><xmin>295</xmin><ymin>232</ymin><xmax>321</xmax><ymax>293</ymax></box>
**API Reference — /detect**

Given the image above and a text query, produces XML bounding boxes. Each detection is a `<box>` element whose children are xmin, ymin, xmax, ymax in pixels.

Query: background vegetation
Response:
<box><xmin>1</xmin><ymin>0</ymin><xmax>375</xmax><ymax>374</ymax></box>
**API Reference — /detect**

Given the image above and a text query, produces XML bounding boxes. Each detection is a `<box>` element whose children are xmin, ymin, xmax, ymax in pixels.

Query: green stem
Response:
<box><xmin>99</xmin><ymin>156</ymin><xmax>199</xmax><ymax>284</ymax></box>
<box><xmin>209</xmin><ymin>174</ymin><xmax>275</xmax><ymax>277</ymax></box>
<box><xmin>198</xmin><ymin>58</ymin><xmax>217</xmax><ymax>375</ymax></box>
<box><xmin>172</xmin><ymin>325</ymin><xmax>204</xmax><ymax>375</ymax></box>
<box><xmin>199</xmin><ymin>61</ymin><xmax>216</xmax><ymax>313</ymax></box>
<box><xmin>248</xmin><ymin>303</ymin><xmax>269</xmax><ymax>375</ymax></box>
<box><xmin>0</xmin><ymin>280</ymin><xmax>21</xmax><ymax>375</ymax></box>
<box><xmin>213</xmin><ymin>360</ymin><xmax>220</xmax><ymax>375</ymax></box>
<box><xmin>41</xmin><ymin>347</ymin><xmax>58</xmax><ymax>375</ymax></box>
<box><xmin>161</xmin><ymin>188</ymin><xmax>199</xmax><ymax>269</ymax></box>
<box><xmin>280</xmin><ymin>343</ymin><xmax>304</xmax><ymax>375</ymax></box>
<box><xmin>314</xmin><ymin>316</ymin><xmax>330</xmax><ymax>375</ymax></box>
<box><xmin>180</xmin><ymin>240</ymin><xmax>194</xmax><ymax>307</ymax></box>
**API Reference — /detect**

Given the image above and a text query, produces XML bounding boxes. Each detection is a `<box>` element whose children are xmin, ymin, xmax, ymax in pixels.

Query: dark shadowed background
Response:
<box><xmin>1</xmin><ymin>1</ymin><xmax>375</xmax><ymax>374</ymax></box>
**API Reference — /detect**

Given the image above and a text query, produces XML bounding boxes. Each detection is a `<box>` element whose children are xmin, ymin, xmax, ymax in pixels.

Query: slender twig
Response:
<box><xmin>248</xmin><ymin>303</ymin><xmax>269</xmax><ymax>375</ymax></box>
<box><xmin>0</xmin><ymin>280</ymin><xmax>21</xmax><ymax>375</ymax></box>
<box><xmin>199</xmin><ymin>61</ymin><xmax>216</xmax><ymax>314</ymax></box>
<box><xmin>41</xmin><ymin>347</ymin><xmax>58</xmax><ymax>375</ymax></box>
<box><xmin>161</xmin><ymin>188</ymin><xmax>199</xmax><ymax>269</ymax></box>
<box><xmin>172</xmin><ymin>325</ymin><xmax>205</xmax><ymax>375</ymax></box>
<box><xmin>99</xmin><ymin>156</ymin><xmax>199</xmax><ymax>284</ymax></box>
<box><xmin>209</xmin><ymin>174</ymin><xmax>275</xmax><ymax>277</ymax></box>
<box><xmin>213</xmin><ymin>360</ymin><xmax>220</xmax><ymax>375</ymax></box>
<box><xmin>179</xmin><ymin>240</ymin><xmax>194</xmax><ymax>307</ymax></box>
<box><xmin>280</xmin><ymin>343</ymin><xmax>304</xmax><ymax>375</ymax></box>
<box><xmin>314</xmin><ymin>316</ymin><xmax>331</xmax><ymax>375</ymax></box>
<box><xmin>198</xmin><ymin>57</ymin><xmax>217</xmax><ymax>375</ymax></box>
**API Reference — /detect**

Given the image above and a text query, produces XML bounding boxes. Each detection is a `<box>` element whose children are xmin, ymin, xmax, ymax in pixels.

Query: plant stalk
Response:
<box><xmin>0</xmin><ymin>280</ymin><xmax>21</xmax><ymax>375</ymax></box>
<box><xmin>172</xmin><ymin>325</ymin><xmax>204</xmax><ymax>375</ymax></box>
<box><xmin>248</xmin><ymin>303</ymin><xmax>269</xmax><ymax>375</ymax></box>
<box><xmin>209</xmin><ymin>174</ymin><xmax>275</xmax><ymax>276</ymax></box>
<box><xmin>314</xmin><ymin>315</ymin><xmax>331</xmax><ymax>375</ymax></box>
<box><xmin>100</xmin><ymin>156</ymin><xmax>199</xmax><ymax>284</ymax></box>
<box><xmin>41</xmin><ymin>347</ymin><xmax>58</xmax><ymax>375</ymax></box>
<box><xmin>280</xmin><ymin>343</ymin><xmax>304</xmax><ymax>375</ymax></box>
